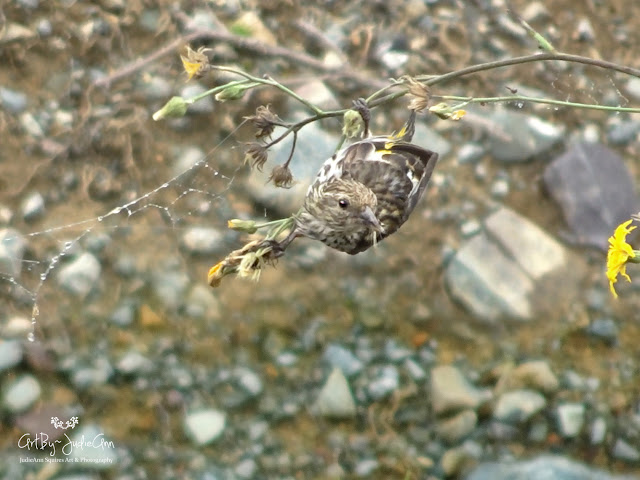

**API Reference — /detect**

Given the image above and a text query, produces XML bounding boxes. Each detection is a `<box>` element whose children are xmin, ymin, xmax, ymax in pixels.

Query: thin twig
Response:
<box><xmin>422</xmin><ymin>52</ymin><xmax>640</xmax><ymax>87</ymax></box>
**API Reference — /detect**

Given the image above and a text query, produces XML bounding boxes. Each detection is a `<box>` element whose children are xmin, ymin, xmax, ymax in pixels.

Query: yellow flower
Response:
<box><xmin>181</xmin><ymin>58</ymin><xmax>202</xmax><ymax>81</ymax></box>
<box><xmin>606</xmin><ymin>219</ymin><xmax>636</xmax><ymax>298</ymax></box>
<box><xmin>180</xmin><ymin>45</ymin><xmax>211</xmax><ymax>81</ymax></box>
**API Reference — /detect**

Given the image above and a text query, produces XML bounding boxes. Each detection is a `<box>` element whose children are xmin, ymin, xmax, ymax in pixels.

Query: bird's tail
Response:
<box><xmin>391</xmin><ymin>110</ymin><xmax>417</xmax><ymax>143</ymax></box>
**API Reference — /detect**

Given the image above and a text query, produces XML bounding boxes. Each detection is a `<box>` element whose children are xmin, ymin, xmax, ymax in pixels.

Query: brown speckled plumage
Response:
<box><xmin>287</xmin><ymin>112</ymin><xmax>439</xmax><ymax>254</ymax></box>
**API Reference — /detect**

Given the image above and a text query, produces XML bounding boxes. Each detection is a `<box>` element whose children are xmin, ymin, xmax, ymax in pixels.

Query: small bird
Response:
<box><xmin>283</xmin><ymin>111</ymin><xmax>439</xmax><ymax>254</ymax></box>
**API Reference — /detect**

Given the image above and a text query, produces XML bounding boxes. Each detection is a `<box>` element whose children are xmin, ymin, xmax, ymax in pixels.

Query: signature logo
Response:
<box><xmin>17</xmin><ymin>416</ymin><xmax>116</xmax><ymax>464</ymax></box>
<box><xmin>50</xmin><ymin>416</ymin><xmax>79</xmax><ymax>430</ymax></box>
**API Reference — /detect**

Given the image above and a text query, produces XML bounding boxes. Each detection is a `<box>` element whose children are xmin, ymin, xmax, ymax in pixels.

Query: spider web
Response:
<box><xmin>1</xmin><ymin>128</ymin><xmax>243</xmax><ymax>342</ymax></box>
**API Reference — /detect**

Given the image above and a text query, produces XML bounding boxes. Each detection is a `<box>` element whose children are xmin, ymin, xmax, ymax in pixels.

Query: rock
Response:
<box><xmin>436</xmin><ymin>409</ymin><xmax>478</xmax><ymax>444</ymax></box>
<box><xmin>20</xmin><ymin>192</ymin><xmax>44</xmax><ymax>222</ymax></box>
<box><xmin>0</xmin><ymin>340</ymin><xmax>24</xmax><ymax>372</ymax></box>
<box><xmin>0</xmin><ymin>87</ymin><xmax>28</xmax><ymax>113</ymax></box>
<box><xmin>245</xmin><ymin>121</ymin><xmax>339</xmax><ymax>215</ymax></box>
<box><xmin>493</xmin><ymin>389</ymin><xmax>546</xmax><ymax>423</ymax></box>
<box><xmin>590</xmin><ymin>416</ymin><xmax>607</xmax><ymax>445</ymax></box>
<box><xmin>184</xmin><ymin>409</ymin><xmax>226</xmax><ymax>445</ymax></box>
<box><xmin>312</xmin><ymin>367</ymin><xmax>357</xmax><ymax>419</ymax></box>
<box><xmin>56</xmin><ymin>252</ymin><xmax>101</xmax><ymax>298</ymax></box>
<box><xmin>292</xmin><ymin>80</ymin><xmax>340</xmax><ymax>111</ymax></box>
<box><xmin>503</xmin><ymin>361</ymin><xmax>559</xmax><ymax>394</ymax></box>
<box><xmin>543</xmin><ymin>142</ymin><xmax>640</xmax><ymax>250</ymax></box>
<box><xmin>586</xmin><ymin>317</ymin><xmax>619</xmax><ymax>345</ymax></box>
<box><xmin>3</xmin><ymin>374</ymin><xmax>41</xmax><ymax>413</ymax></box>
<box><xmin>445</xmin><ymin>206</ymin><xmax>574</xmax><ymax>322</ymax></box>
<box><xmin>323</xmin><ymin>344</ymin><xmax>364</xmax><ymax>377</ymax></box>
<box><xmin>116</xmin><ymin>350</ymin><xmax>154</xmax><ymax>375</ymax></box>
<box><xmin>184</xmin><ymin>284</ymin><xmax>221</xmax><ymax>320</ymax></box>
<box><xmin>0</xmin><ymin>229</ymin><xmax>27</xmax><ymax>278</ymax></box>
<box><xmin>464</xmin><ymin>454</ymin><xmax>635</xmax><ymax>480</ymax></box>
<box><xmin>457</xmin><ymin>143</ymin><xmax>485</xmax><ymax>165</ymax></box>
<box><xmin>483</xmin><ymin>109</ymin><xmax>564</xmax><ymax>162</ymax></box>
<box><xmin>171</xmin><ymin>146</ymin><xmax>205</xmax><ymax>179</ymax></box>
<box><xmin>612</xmin><ymin>438</ymin><xmax>640</xmax><ymax>463</ymax></box>
<box><xmin>179</xmin><ymin>83</ymin><xmax>214</xmax><ymax>114</ymax></box>
<box><xmin>556</xmin><ymin>402</ymin><xmax>585</xmax><ymax>438</ymax></box>
<box><xmin>431</xmin><ymin>365</ymin><xmax>491</xmax><ymax>415</ymax></box>
<box><xmin>625</xmin><ymin>77</ymin><xmax>640</xmax><ymax>101</ymax></box>
<box><xmin>67</xmin><ymin>425</ymin><xmax>118</xmax><ymax>468</ymax></box>
<box><xmin>151</xmin><ymin>267</ymin><xmax>189</xmax><ymax>311</ymax></box>
<box><xmin>367</xmin><ymin>365</ymin><xmax>400</xmax><ymax>401</ymax></box>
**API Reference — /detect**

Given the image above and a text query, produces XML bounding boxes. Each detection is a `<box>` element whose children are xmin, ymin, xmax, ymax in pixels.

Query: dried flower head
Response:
<box><xmin>245</xmin><ymin>105</ymin><xmax>283</xmax><ymax>139</ymax></box>
<box><xmin>180</xmin><ymin>45</ymin><xmax>212</xmax><ymax>81</ymax></box>
<box><xmin>244</xmin><ymin>142</ymin><xmax>268</xmax><ymax>171</ymax></box>
<box><xmin>403</xmin><ymin>76</ymin><xmax>431</xmax><ymax>113</ymax></box>
<box><xmin>269</xmin><ymin>164</ymin><xmax>294</xmax><ymax>188</ymax></box>
<box><xmin>208</xmin><ymin>239</ymin><xmax>280</xmax><ymax>287</ymax></box>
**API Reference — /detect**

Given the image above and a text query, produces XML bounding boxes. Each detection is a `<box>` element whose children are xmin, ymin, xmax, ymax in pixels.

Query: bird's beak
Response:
<box><xmin>361</xmin><ymin>206</ymin><xmax>383</xmax><ymax>233</ymax></box>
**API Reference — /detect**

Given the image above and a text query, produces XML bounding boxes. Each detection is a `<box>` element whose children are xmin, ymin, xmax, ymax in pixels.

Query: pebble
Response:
<box><xmin>0</xmin><ymin>87</ymin><xmax>28</xmax><ymax>113</ymax></box>
<box><xmin>555</xmin><ymin>402</ymin><xmax>585</xmax><ymax>438</ymax></box>
<box><xmin>323</xmin><ymin>344</ymin><xmax>364</xmax><ymax>377</ymax></box>
<box><xmin>20</xmin><ymin>112</ymin><xmax>45</xmax><ymax>137</ymax></box>
<box><xmin>116</xmin><ymin>350</ymin><xmax>154</xmax><ymax>375</ymax></box>
<box><xmin>507</xmin><ymin>360</ymin><xmax>559</xmax><ymax>394</ymax></box>
<box><xmin>611</xmin><ymin>438</ymin><xmax>640</xmax><ymax>463</ymax></box>
<box><xmin>312</xmin><ymin>367</ymin><xmax>357</xmax><ymax>419</ymax></box>
<box><xmin>180</xmin><ymin>226</ymin><xmax>224</xmax><ymax>255</ymax></box>
<box><xmin>171</xmin><ymin>146</ymin><xmax>205</xmax><ymax>178</ymax></box>
<box><xmin>3</xmin><ymin>374</ymin><xmax>41</xmax><ymax>413</ymax></box>
<box><xmin>20</xmin><ymin>192</ymin><xmax>45</xmax><ymax>222</ymax></box>
<box><xmin>465</xmin><ymin>454</ymin><xmax>632</xmax><ymax>480</ymax></box>
<box><xmin>587</xmin><ymin>317</ymin><xmax>619</xmax><ymax>345</ymax></box>
<box><xmin>0</xmin><ymin>228</ymin><xmax>27</xmax><ymax>278</ymax></box>
<box><xmin>493</xmin><ymin>389</ymin><xmax>546</xmax><ymax>423</ymax></box>
<box><xmin>179</xmin><ymin>84</ymin><xmax>215</xmax><ymax>114</ymax></box>
<box><xmin>430</xmin><ymin>365</ymin><xmax>491</xmax><ymax>415</ymax></box>
<box><xmin>56</xmin><ymin>252</ymin><xmax>102</xmax><ymax>298</ymax></box>
<box><xmin>457</xmin><ymin>144</ymin><xmax>485</xmax><ymax>165</ymax></box>
<box><xmin>625</xmin><ymin>77</ymin><xmax>640</xmax><ymax>101</ymax></box>
<box><xmin>109</xmin><ymin>301</ymin><xmax>137</xmax><ymax>327</ymax></box>
<box><xmin>151</xmin><ymin>268</ymin><xmax>190</xmax><ymax>311</ymax></box>
<box><xmin>184</xmin><ymin>409</ymin><xmax>226</xmax><ymax>445</ymax></box>
<box><xmin>0</xmin><ymin>340</ymin><xmax>24</xmax><ymax>372</ymax></box>
<box><xmin>590</xmin><ymin>416</ymin><xmax>607</xmax><ymax>445</ymax></box>
<box><xmin>184</xmin><ymin>284</ymin><xmax>221</xmax><ymax>320</ymax></box>
<box><xmin>484</xmin><ymin>109</ymin><xmax>564</xmax><ymax>163</ymax></box>
<box><xmin>67</xmin><ymin>425</ymin><xmax>118</xmax><ymax>468</ymax></box>
<box><xmin>70</xmin><ymin>357</ymin><xmax>114</xmax><ymax>389</ymax></box>
<box><xmin>367</xmin><ymin>365</ymin><xmax>400</xmax><ymax>401</ymax></box>
<box><xmin>436</xmin><ymin>409</ymin><xmax>478</xmax><ymax>444</ymax></box>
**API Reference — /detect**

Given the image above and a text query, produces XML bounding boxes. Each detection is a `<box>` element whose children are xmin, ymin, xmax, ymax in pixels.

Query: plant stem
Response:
<box><xmin>438</xmin><ymin>94</ymin><xmax>640</xmax><ymax>114</ymax></box>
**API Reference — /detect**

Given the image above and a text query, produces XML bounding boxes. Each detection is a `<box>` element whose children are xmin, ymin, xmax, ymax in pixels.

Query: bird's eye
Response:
<box><xmin>338</xmin><ymin>199</ymin><xmax>349</xmax><ymax>209</ymax></box>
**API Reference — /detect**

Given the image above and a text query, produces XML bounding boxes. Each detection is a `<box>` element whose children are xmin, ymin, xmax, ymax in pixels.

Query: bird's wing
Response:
<box><xmin>342</xmin><ymin>140</ymin><xmax>438</xmax><ymax>226</ymax></box>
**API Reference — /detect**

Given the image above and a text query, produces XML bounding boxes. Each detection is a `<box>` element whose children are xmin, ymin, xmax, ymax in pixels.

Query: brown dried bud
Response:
<box><xmin>269</xmin><ymin>165</ymin><xmax>294</xmax><ymax>188</ymax></box>
<box><xmin>245</xmin><ymin>105</ymin><xmax>283</xmax><ymax>139</ymax></box>
<box><xmin>180</xmin><ymin>45</ymin><xmax>212</xmax><ymax>81</ymax></box>
<box><xmin>244</xmin><ymin>142</ymin><xmax>268</xmax><ymax>171</ymax></box>
<box><xmin>404</xmin><ymin>76</ymin><xmax>431</xmax><ymax>113</ymax></box>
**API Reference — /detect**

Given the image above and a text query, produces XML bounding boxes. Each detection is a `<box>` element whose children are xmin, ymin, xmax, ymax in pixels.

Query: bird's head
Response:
<box><xmin>305</xmin><ymin>178</ymin><xmax>383</xmax><ymax>235</ymax></box>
